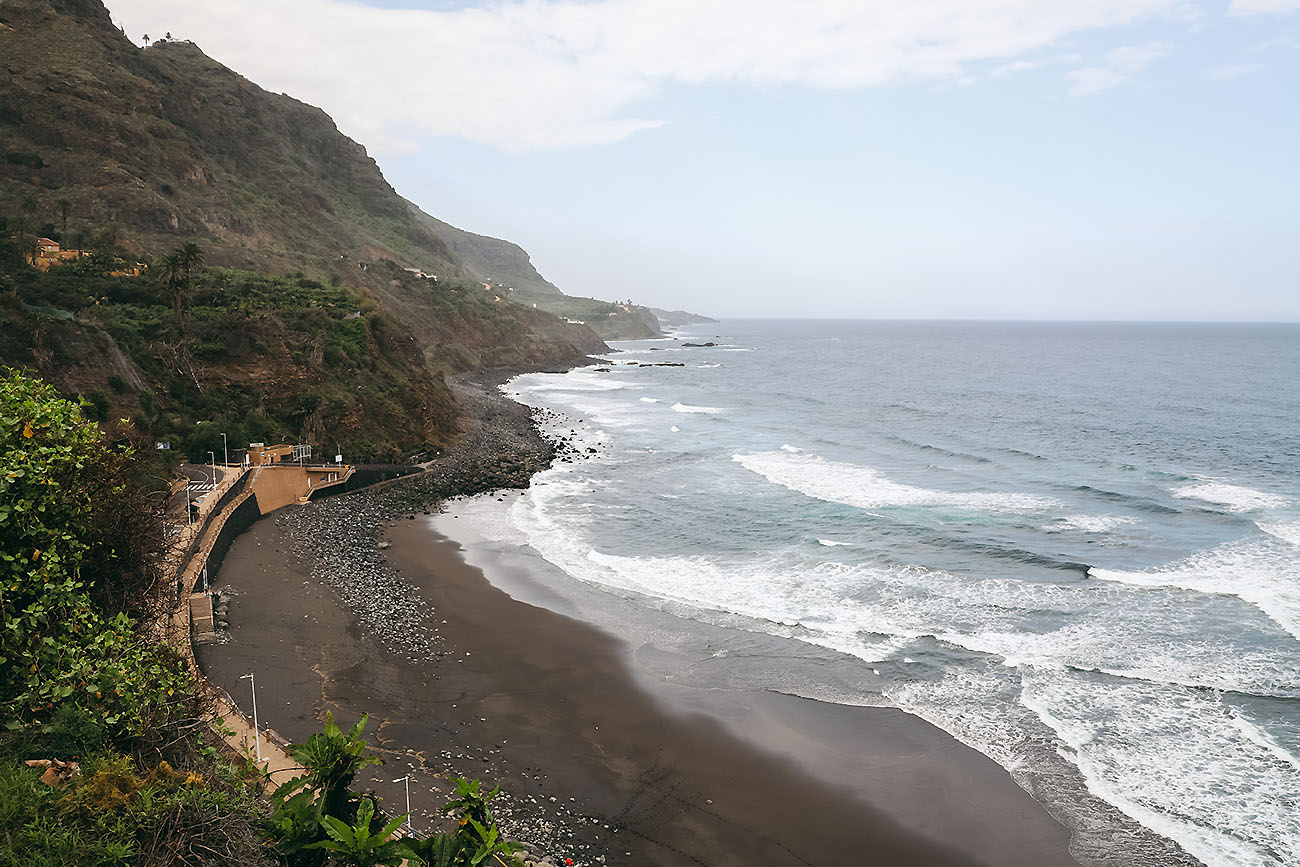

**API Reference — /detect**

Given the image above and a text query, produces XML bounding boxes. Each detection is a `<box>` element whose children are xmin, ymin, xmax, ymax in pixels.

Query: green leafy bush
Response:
<box><xmin>0</xmin><ymin>370</ymin><xmax>189</xmax><ymax>737</ymax></box>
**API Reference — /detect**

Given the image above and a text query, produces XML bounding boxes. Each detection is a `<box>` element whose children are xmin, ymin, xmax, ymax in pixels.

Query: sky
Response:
<box><xmin>106</xmin><ymin>0</ymin><xmax>1300</xmax><ymax>321</ymax></box>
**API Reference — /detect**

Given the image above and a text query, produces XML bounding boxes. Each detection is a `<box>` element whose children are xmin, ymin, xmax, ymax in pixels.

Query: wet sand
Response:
<box><xmin>199</xmin><ymin>510</ymin><xmax>1081</xmax><ymax>867</ymax></box>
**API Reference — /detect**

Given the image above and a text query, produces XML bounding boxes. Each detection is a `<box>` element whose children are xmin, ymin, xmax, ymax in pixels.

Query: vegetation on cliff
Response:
<box><xmin>0</xmin><ymin>232</ymin><xmax>455</xmax><ymax>461</ymax></box>
<box><xmin>0</xmin><ymin>0</ymin><xmax>658</xmax><ymax>340</ymax></box>
<box><xmin>0</xmin><ymin>0</ymin><xmax>632</xmax><ymax>459</ymax></box>
<box><xmin>0</xmin><ymin>368</ymin><xmax>274</xmax><ymax>865</ymax></box>
<box><xmin>0</xmin><ymin>371</ymin><xmax>526</xmax><ymax>866</ymax></box>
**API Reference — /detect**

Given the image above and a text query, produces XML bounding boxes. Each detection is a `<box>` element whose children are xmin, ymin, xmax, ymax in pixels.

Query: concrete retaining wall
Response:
<box><xmin>204</xmin><ymin>494</ymin><xmax>262</xmax><ymax>582</ymax></box>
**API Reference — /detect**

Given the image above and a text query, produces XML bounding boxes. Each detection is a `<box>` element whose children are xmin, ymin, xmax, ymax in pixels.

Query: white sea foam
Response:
<box><xmin>1089</xmin><ymin>539</ymin><xmax>1300</xmax><ymax>642</ymax></box>
<box><xmin>779</xmin><ymin>444</ymin><xmax>802</xmax><ymax>453</ymax></box>
<box><xmin>732</xmin><ymin>450</ymin><xmax>1060</xmax><ymax>513</ymax></box>
<box><xmin>817</xmin><ymin>538</ymin><xmax>851</xmax><ymax>547</ymax></box>
<box><xmin>1019</xmin><ymin>670</ymin><xmax>1300</xmax><ymax>867</ymax></box>
<box><xmin>887</xmin><ymin>665</ymin><xmax>1036</xmax><ymax>774</ymax></box>
<box><xmin>1259</xmin><ymin>521</ymin><xmax>1300</xmax><ymax>546</ymax></box>
<box><xmin>670</xmin><ymin>425</ymin><xmax>680</xmax><ymax>432</ymax></box>
<box><xmin>476</xmin><ymin>467</ymin><xmax>1300</xmax><ymax>866</ymax></box>
<box><xmin>520</xmin><ymin>368</ymin><xmax>637</xmax><ymax>392</ymax></box>
<box><xmin>508</xmin><ymin>475</ymin><xmax>1298</xmax><ymax>696</ymax></box>
<box><xmin>671</xmin><ymin>402</ymin><xmax>724</xmax><ymax>414</ymax></box>
<box><xmin>1043</xmin><ymin>514</ymin><xmax>1140</xmax><ymax>533</ymax></box>
<box><xmin>639</xmin><ymin>397</ymin><xmax>661</xmax><ymax>403</ymax></box>
<box><xmin>697</xmin><ymin>363</ymin><xmax>721</xmax><ymax>368</ymax></box>
<box><xmin>1172</xmin><ymin>482</ymin><xmax>1288</xmax><ymax>512</ymax></box>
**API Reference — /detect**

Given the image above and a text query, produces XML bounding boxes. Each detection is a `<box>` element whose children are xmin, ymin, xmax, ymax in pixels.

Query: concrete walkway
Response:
<box><xmin>161</xmin><ymin>464</ymin><xmax>302</xmax><ymax>788</ymax></box>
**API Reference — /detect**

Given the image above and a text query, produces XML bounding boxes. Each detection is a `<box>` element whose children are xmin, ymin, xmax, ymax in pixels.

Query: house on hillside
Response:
<box><xmin>20</xmin><ymin>238</ymin><xmax>145</xmax><ymax>276</ymax></box>
<box><xmin>25</xmin><ymin>237</ymin><xmax>84</xmax><ymax>271</ymax></box>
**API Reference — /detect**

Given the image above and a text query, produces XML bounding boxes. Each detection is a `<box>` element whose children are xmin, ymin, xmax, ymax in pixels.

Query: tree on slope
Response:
<box><xmin>159</xmin><ymin>250</ymin><xmax>186</xmax><ymax>329</ymax></box>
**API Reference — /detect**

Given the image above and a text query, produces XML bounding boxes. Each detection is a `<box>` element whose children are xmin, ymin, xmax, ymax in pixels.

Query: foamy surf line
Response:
<box><xmin>1259</xmin><ymin>522</ymin><xmax>1300</xmax><ymax>546</ymax></box>
<box><xmin>1018</xmin><ymin>672</ymin><xmax>1300</xmax><ymax>867</ymax></box>
<box><xmin>1172</xmin><ymin>482</ymin><xmax>1288</xmax><ymax>513</ymax></box>
<box><xmin>672</xmin><ymin>402</ymin><xmax>724</xmax><ymax>414</ymax></box>
<box><xmin>732</xmin><ymin>449</ymin><xmax>1061</xmax><ymax>512</ymax></box>
<box><xmin>1088</xmin><ymin>540</ymin><xmax>1300</xmax><ymax>643</ymax></box>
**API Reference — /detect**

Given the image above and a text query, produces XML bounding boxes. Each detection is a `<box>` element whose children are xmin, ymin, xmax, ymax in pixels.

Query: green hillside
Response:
<box><xmin>0</xmin><ymin>0</ymin><xmax>624</xmax><ymax>460</ymax></box>
<box><xmin>0</xmin><ymin>0</ymin><xmax>657</xmax><ymax>339</ymax></box>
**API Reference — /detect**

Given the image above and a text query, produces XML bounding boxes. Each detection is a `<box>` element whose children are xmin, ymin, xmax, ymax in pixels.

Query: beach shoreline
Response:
<box><xmin>196</xmin><ymin>364</ymin><xmax>1083</xmax><ymax>867</ymax></box>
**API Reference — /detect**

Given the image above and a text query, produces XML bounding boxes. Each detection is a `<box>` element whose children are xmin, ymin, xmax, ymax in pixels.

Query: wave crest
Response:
<box><xmin>732</xmin><ymin>450</ymin><xmax>1060</xmax><ymax>513</ymax></box>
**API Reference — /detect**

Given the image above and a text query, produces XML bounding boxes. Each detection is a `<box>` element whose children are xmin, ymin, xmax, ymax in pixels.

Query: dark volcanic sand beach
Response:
<box><xmin>196</xmin><ymin>373</ymin><xmax>1082</xmax><ymax>867</ymax></box>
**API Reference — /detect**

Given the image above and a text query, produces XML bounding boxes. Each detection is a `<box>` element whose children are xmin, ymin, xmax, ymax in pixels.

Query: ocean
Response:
<box><xmin>438</xmin><ymin>320</ymin><xmax>1300</xmax><ymax>867</ymax></box>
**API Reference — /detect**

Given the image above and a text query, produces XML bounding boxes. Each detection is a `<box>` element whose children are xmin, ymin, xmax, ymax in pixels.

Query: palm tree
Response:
<box><xmin>99</xmin><ymin>221</ymin><xmax>119</xmax><ymax>251</ymax></box>
<box><xmin>159</xmin><ymin>251</ymin><xmax>186</xmax><ymax>329</ymax></box>
<box><xmin>12</xmin><ymin>215</ymin><xmax>28</xmax><ymax>264</ymax></box>
<box><xmin>178</xmin><ymin>242</ymin><xmax>204</xmax><ymax>284</ymax></box>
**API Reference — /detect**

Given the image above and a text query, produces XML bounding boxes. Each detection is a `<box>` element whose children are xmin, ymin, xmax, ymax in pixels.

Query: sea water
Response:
<box><xmin>447</xmin><ymin>320</ymin><xmax>1300</xmax><ymax>867</ymax></box>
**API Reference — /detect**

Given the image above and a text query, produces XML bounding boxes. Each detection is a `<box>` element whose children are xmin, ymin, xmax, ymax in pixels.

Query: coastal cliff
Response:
<box><xmin>0</xmin><ymin>0</ymin><xmax>631</xmax><ymax>460</ymax></box>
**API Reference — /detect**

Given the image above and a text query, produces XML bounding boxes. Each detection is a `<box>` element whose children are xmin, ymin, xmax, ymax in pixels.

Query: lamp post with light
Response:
<box><xmin>391</xmin><ymin>775</ymin><xmax>412</xmax><ymax>831</ymax></box>
<box><xmin>239</xmin><ymin>672</ymin><xmax>261</xmax><ymax>762</ymax></box>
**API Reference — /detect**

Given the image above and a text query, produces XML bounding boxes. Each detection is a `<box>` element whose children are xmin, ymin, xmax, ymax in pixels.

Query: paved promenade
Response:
<box><xmin>162</xmin><ymin>463</ymin><xmax>301</xmax><ymax>786</ymax></box>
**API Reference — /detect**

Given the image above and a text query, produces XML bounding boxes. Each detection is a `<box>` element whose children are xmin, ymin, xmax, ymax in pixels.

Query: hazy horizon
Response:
<box><xmin>108</xmin><ymin>0</ymin><xmax>1300</xmax><ymax>322</ymax></box>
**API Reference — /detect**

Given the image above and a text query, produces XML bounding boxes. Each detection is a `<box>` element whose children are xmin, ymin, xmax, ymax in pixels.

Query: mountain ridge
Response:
<box><xmin>0</xmin><ymin>0</ymin><xmax>660</xmax><ymax>338</ymax></box>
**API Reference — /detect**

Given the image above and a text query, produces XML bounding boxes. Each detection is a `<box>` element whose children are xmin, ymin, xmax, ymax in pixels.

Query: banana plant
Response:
<box><xmin>305</xmin><ymin>797</ymin><xmax>413</xmax><ymax>867</ymax></box>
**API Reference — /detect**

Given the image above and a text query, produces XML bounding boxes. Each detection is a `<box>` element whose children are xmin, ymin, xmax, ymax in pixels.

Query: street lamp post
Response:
<box><xmin>208</xmin><ymin>451</ymin><xmax>216</xmax><ymax>487</ymax></box>
<box><xmin>221</xmin><ymin>432</ymin><xmax>228</xmax><ymax>467</ymax></box>
<box><xmin>239</xmin><ymin>672</ymin><xmax>261</xmax><ymax>762</ymax></box>
<box><xmin>185</xmin><ymin>477</ymin><xmax>193</xmax><ymax>524</ymax></box>
<box><xmin>391</xmin><ymin>776</ymin><xmax>412</xmax><ymax>831</ymax></box>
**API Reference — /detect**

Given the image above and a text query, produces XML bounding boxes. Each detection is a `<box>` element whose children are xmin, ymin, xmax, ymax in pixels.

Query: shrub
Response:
<box><xmin>0</xmin><ymin>370</ymin><xmax>184</xmax><ymax>736</ymax></box>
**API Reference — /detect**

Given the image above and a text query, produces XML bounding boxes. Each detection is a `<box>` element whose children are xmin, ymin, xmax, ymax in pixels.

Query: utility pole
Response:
<box><xmin>208</xmin><ymin>451</ymin><xmax>216</xmax><ymax>487</ymax></box>
<box><xmin>221</xmin><ymin>432</ymin><xmax>228</xmax><ymax>467</ymax></box>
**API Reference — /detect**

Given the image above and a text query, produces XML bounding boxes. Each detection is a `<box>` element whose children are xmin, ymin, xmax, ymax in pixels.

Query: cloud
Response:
<box><xmin>989</xmin><ymin>53</ymin><xmax>1082</xmax><ymax>78</ymax></box>
<box><xmin>108</xmin><ymin>0</ymin><xmax>1184</xmax><ymax>152</ymax></box>
<box><xmin>1229</xmin><ymin>0</ymin><xmax>1300</xmax><ymax>14</ymax></box>
<box><xmin>1066</xmin><ymin>41</ymin><xmax>1166</xmax><ymax>95</ymax></box>
<box><xmin>1209</xmin><ymin>62</ymin><xmax>1264</xmax><ymax>78</ymax></box>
